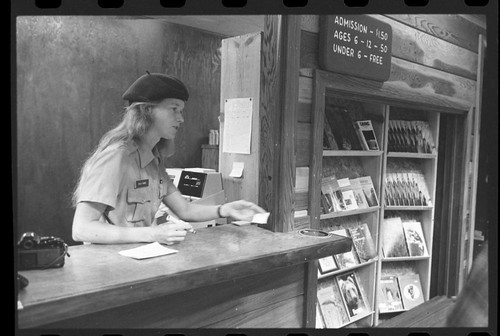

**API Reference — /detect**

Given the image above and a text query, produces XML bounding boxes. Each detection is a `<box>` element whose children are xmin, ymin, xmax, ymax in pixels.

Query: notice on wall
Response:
<box><xmin>319</xmin><ymin>15</ymin><xmax>393</xmax><ymax>81</ymax></box>
<box><xmin>222</xmin><ymin>97</ymin><xmax>253</xmax><ymax>154</ymax></box>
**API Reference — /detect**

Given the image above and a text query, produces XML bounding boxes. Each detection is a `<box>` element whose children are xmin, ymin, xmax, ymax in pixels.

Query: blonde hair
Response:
<box><xmin>72</xmin><ymin>102</ymin><xmax>158</xmax><ymax>207</ymax></box>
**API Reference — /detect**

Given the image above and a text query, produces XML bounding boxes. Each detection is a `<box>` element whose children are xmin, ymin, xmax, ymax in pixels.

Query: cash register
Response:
<box><xmin>163</xmin><ymin>168</ymin><xmax>226</xmax><ymax>228</ymax></box>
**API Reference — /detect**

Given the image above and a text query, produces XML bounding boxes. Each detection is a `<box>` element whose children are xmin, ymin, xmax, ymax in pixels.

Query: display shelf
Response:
<box><xmin>323</xmin><ymin>150</ymin><xmax>384</xmax><ymax>157</ymax></box>
<box><xmin>387</xmin><ymin>152</ymin><xmax>437</xmax><ymax>159</ymax></box>
<box><xmin>310</xmin><ymin>69</ymin><xmax>439</xmax><ymax>327</ymax></box>
<box><xmin>381</xmin><ymin>256</ymin><xmax>430</xmax><ymax>262</ymax></box>
<box><xmin>320</xmin><ymin>206</ymin><xmax>380</xmax><ymax>220</ymax></box>
<box><xmin>318</xmin><ymin>258</ymin><xmax>378</xmax><ymax>279</ymax></box>
<box><xmin>384</xmin><ymin>206</ymin><xmax>433</xmax><ymax>211</ymax></box>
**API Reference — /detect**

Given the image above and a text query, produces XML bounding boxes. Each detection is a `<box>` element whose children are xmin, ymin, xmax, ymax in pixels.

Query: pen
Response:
<box><xmin>167</xmin><ymin>215</ymin><xmax>196</xmax><ymax>234</ymax></box>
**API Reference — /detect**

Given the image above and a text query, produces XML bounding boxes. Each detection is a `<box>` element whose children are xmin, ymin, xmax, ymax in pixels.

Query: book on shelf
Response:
<box><xmin>388</xmin><ymin>120</ymin><xmax>435</xmax><ymax>154</ymax></box>
<box><xmin>318</xmin><ymin>256</ymin><xmax>339</xmax><ymax>274</ymax></box>
<box><xmin>378</xmin><ymin>275</ymin><xmax>404</xmax><ymax>313</ymax></box>
<box><xmin>358</xmin><ymin>175</ymin><xmax>379</xmax><ymax>207</ymax></box>
<box><xmin>353</xmin><ymin>120</ymin><xmax>380</xmax><ymax>151</ymax></box>
<box><xmin>336</xmin><ymin>271</ymin><xmax>371</xmax><ymax>321</ymax></box>
<box><xmin>397</xmin><ymin>273</ymin><xmax>425</xmax><ymax>310</ymax></box>
<box><xmin>381</xmin><ymin>217</ymin><xmax>409</xmax><ymax>258</ymax></box>
<box><xmin>415</xmin><ymin>120</ymin><xmax>436</xmax><ymax>154</ymax></box>
<box><xmin>325</xmin><ymin>107</ymin><xmax>363</xmax><ymax>151</ymax></box>
<box><xmin>349</xmin><ymin>178</ymin><xmax>369</xmax><ymax>209</ymax></box>
<box><xmin>402</xmin><ymin>221</ymin><xmax>429</xmax><ymax>257</ymax></box>
<box><xmin>323</xmin><ymin>113</ymin><xmax>339</xmax><ymax>150</ymax></box>
<box><xmin>320</xmin><ymin>175</ymin><xmax>343</xmax><ymax>213</ymax></box>
<box><xmin>385</xmin><ymin>172</ymin><xmax>431</xmax><ymax>207</ymax></box>
<box><xmin>317</xmin><ymin>279</ymin><xmax>351</xmax><ymax>328</ymax></box>
<box><xmin>330</xmin><ymin>229</ymin><xmax>360</xmax><ymax>269</ymax></box>
<box><xmin>337</xmin><ymin>178</ymin><xmax>359</xmax><ymax>211</ymax></box>
<box><xmin>348</xmin><ymin>223</ymin><xmax>377</xmax><ymax>263</ymax></box>
<box><xmin>413</xmin><ymin>172</ymin><xmax>433</xmax><ymax>206</ymax></box>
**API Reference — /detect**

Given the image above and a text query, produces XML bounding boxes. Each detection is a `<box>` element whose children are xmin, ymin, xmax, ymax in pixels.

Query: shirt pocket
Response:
<box><xmin>126</xmin><ymin>188</ymin><xmax>152</xmax><ymax>223</ymax></box>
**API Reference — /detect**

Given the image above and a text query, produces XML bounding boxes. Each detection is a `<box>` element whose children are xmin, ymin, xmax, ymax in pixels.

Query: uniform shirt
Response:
<box><xmin>77</xmin><ymin>139</ymin><xmax>177</xmax><ymax>227</ymax></box>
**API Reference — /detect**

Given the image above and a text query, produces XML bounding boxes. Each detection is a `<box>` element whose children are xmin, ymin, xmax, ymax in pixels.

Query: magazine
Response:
<box><xmin>350</xmin><ymin>178</ymin><xmax>369</xmax><ymax>209</ymax></box>
<box><xmin>318</xmin><ymin>256</ymin><xmax>339</xmax><ymax>274</ymax></box>
<box><xmin>398</xmin><ymin>273</ymin><xmax>425</xmax><ymax>310</ymax></box>
<box><xmin>354</xmin><ymin>120</ymin><xmax>380</xmax><ymax>151</ymax></box>
<box><xmin>336</xmin><ymin>271</ymin><xmax>371</xmax><ymax>320</ymax></box>
<box><xmin>358</xmin><ymin>176</ymin><xmax>379</xmax><ymax>207</ymax></box>
<box><xmin>348</xmin><ymin>223</ymin><xmax>377</xmax><ymax>263</ymax></box>
<box><xmin>317</xmin><ymin>279</ymin><xmax>351</xmax><ymax>328</ymax></box>
<box><xmin>402</xmin><ymin>221</ymin><xmax>429</xmax><ymax>257</ymax></box>
<box><xmin>337</xmin><ymin>178</ymin><xmax>359</xmax><ymax>211</ymax></box>
<box><xmin>378</xmin><ymin>275</ymin><xmax>404</xmax><ymax>313</ymax></box>
<box><xmin>381</xmin><ymin>217</ymin><xmax>409</xmax><ymax>258</ymax></box>
<box><xmin>330</xmin><ymin>229</ymin><xmax>360</xmax><ymax>268</ymax></box>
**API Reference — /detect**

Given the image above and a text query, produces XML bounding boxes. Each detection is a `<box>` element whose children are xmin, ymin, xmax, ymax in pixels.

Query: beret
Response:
<box><xmin>122</xmin><ymin>72</ymin><xmax>189</xmax><ymax>103</ymax></box>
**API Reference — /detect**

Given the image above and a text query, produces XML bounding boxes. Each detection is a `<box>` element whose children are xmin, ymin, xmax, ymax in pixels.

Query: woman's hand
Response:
<box><xmin>151</xmin><ymin>221</ymin><xmax>194</xmax><ymax>245</ymax></box>
<box><xmin>219</xmin><ymin>200</ymin><xmax>266</xmax><ymax>221</ymax></box>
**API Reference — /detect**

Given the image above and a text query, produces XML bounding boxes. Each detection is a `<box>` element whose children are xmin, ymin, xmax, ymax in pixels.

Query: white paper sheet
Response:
<box><xmin>252</xmin><ymin>212</ymin><xmax>270</xmax><ymax>224</ymax></box>
<box><xmin>229</xmin><ymin>162</ymin><xmax>244</xmax><ymax>177</ymax></box>
<box><xmin>222</xmin><ymin>98</ymin><xmax>253</xmax><ymax>154</ymax></box>
<box><xmin>118</xmin><ymin>242</ymin><xmax>178</xmax><ymax>260</ymax></box>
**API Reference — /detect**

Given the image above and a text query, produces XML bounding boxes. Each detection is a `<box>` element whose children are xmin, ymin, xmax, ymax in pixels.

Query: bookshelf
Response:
<box><xmin>310</xmin><ymin>70</ymin><xmax>440</xmax><ymax>327</ymax></box>
<box><xmin>377</xmin><ymin>106</ymin><xmax>439</xmax><ymax>325</ymax></box>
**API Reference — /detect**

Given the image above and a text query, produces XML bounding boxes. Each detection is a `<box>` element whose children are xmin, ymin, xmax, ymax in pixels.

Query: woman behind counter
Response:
<box><xmin>72</xmin><ymin>72</ymin><xmax>265</xmax><ymax>245</ymax></box>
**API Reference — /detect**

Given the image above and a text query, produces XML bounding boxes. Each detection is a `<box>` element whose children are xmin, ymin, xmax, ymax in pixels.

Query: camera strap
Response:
<box><xmin>39</xmin><ymin>243</ymin><xmax>71</xmax><ymax>270</ymax></box>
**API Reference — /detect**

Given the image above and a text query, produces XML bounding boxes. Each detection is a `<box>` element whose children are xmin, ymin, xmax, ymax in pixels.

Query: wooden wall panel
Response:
<box><xmin>206</xmin><ymin>296</ymin><xmax>304</xmax><ymax>328</ymax></box>
<box><xmin>298</xmin><ymin>64</ymin><xmax>474</xmax><ymax>113</ymax></box>
<box><xmin>296</xmin><ymin>121</ymin><xmax>312</xmax><ymax>167</ymax></box>
<box><xmin>386</xmin><ymin>14</ymin><xmax>486</xmax><ymax>52</ymax></box>
<box><xmin>300</xmin><ymin>15</ymin><xmax>479</xmax><ymax>80</ymax></box>
<box><xmin>270</xmin><ymin>16</ymin><xmax>303</xmax><ymax>233</ymax></box>
<box><xmin>16</xmin><ymin>17</ymin><xmax>222</xmax><ymax>245</ymax></box>
<box><xmin>219</xmin><ymin>33</ymin><xmax>262</xmax><ymax>205</ymax></box>
<box><xmin>43</xmin><ymin>263</ymin><xmax>306</xmax><ymax>328</ymax></box>
<box><xmin>259</xmin><ymin>16</ymin><xmax>282</xmax><ymax>219</ymax></box>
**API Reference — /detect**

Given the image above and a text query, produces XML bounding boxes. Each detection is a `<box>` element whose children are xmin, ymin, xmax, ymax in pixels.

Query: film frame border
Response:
<box><xmin>10</xmin><ymin>1</ymin><xmax>497</xmax><ymax>336</ymax></box>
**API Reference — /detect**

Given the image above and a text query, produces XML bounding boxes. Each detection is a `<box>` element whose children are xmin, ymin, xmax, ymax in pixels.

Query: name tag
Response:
<box><xmin>135</xmin><ymin>179</ymin><xmax>149</xmax><ymax>189</ymax></box>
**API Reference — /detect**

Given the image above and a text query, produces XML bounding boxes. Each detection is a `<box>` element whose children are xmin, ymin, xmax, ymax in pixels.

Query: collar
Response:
<box><xmin>131</xmin><ymin>139</ymin><xmax>158</xmax><ymax>168</ymax></box>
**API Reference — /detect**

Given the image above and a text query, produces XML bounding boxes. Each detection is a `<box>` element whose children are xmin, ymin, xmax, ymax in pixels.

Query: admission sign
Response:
<box><xmin>319</xmin><ymin>15</ymin><xmax>393</xmax><ymax>82</ymax></box>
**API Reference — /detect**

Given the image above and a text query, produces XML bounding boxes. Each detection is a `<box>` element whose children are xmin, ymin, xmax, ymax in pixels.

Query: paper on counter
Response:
<box><xmin>118</xmin><ymin>242</ymin><xmax>178</xmax><ymax>260</ymax></box>
<box><xmin>252</xmin><ymin>212</ymin><xmax>270</xmax><ymax>224</ymax></box>
<box><xmin>229</xmin><ymin>162</ymin><xmax>244</xmax><ymax>178</ymax></box>
<box><xmin>232</xmin><ymin>212</ymin><xmax>270</xmax><ymax>226</ymax></box>
<box><xmin>232</xmin><ymin>220</ymin><xmax>251</xmax><ymax>226</ymax></box>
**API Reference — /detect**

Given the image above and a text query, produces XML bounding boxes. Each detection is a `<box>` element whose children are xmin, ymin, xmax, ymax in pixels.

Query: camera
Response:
<box><xmin>17</xmin><ymin>232</ymin><xmax>70</xmax><ymax>270</ymax></box>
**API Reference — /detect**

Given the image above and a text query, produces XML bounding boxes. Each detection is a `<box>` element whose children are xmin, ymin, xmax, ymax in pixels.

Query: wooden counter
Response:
<box><xmin>17</xmin><ymin>224</ymin><xmax>350</xmax><ymax>329</ymax></box>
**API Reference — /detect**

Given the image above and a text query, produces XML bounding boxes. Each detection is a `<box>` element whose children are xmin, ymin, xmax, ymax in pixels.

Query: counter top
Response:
<box><xmin>17</xmin><ymin>224</ymin><xmax>350</xmax><ymax>328</ymax></box>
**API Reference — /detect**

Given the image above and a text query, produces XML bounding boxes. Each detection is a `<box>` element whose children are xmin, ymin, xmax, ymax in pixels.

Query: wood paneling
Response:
<box><xmin>299</xmin><ymin>67</ymin><xmax>474</xmax><ymax>113</ymax></box>
<box><xmin>43</xmin><ymin>263</ymin><xmax>305</xmax><ymax>328</ymax></box>
<box><xmin>386</xmin><ymin>14</ymin><xmax>486</xmax><ymax>52</ymax></box>
<box><xmin>206</xmin><ymin>296</ymin><xmax>304</xmax><ymax>328</ymax></box>
<box><xmin>259</xmin><ymin>16</ymin><xmax>282</xmax><ymax>221</ymax></box>
<box><xmin>271</xmin><ymin>16</ymin><xmax>303</xmax><ymax>233</ymax></box>
<box><xmin>296</xmin><ymin>121</ymin><xmax>312</xmax><ymax>167</ymax></box>
<box><xmin>154</xmin><ymin>15</ymin><xmax>265</xmax><ymax>38</ymax></box>
<box><xmin>300</xmin><ymin>15</ymin><xmax>479</xmax><ymax>79</ymax></box>
<box><xmin>16</xmin><ymin>17</ymin><xmax>222</xmax><ymax>245</ymax></box>
<box><xmin>219</xmin><ymin>33</ymin><xmax>262</xmax><ymax>205</ymax></box>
